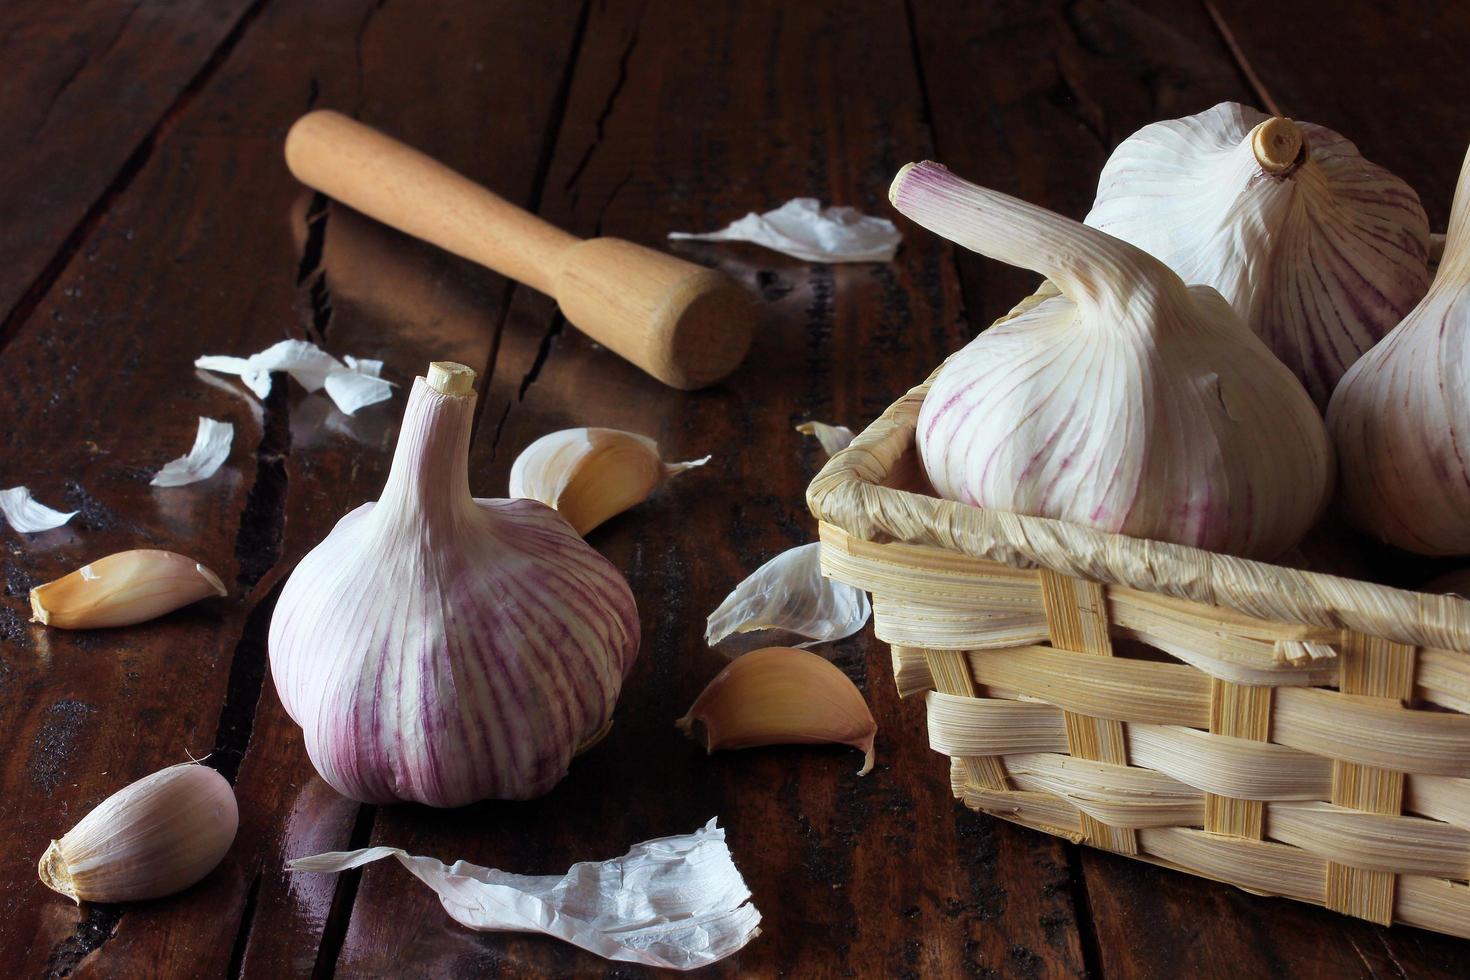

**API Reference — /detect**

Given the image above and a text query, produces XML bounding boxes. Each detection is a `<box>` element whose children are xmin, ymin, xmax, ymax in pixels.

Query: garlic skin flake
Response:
<box><xmin>1327</xmin><ymin>146</ymin><xmax>1470</xmax><ymax>555</ymax></box>
<box><xmin>892</xmin><ymin>161</ymin><xmax>1332</xmax><ymax>560</ymax></box>
<box><xmin>669</xmin><ymin>198</ymin><xmax>901</xmax><ymax>263</ymax></box>
<box><xmin>796</xmin><ymin>421</ymin><xmax>855</xmax><ymax>457</ymax></box>
<box><xmin>288</xmin><ymin>819</ymin><xmax>759</xmax><ymax>970</ymax></box>
<box><xmin>508</xmin><ymin>427</ymin><xmax>709</xmax><ymax>536</ymax></box>
<box><xmin>39</xmin><ymin>764</ymin><xmax>238</xmax><ymax>903</ymax></box>
<box><xmin>196</xmin><ymin>339</ymin><xmax>392</xmax><ymax>415</ymax></box>
<box><xmin>1086</xmin><ymin>103</ymin><xmax>1430</xmax><ymax>407</ymax></box>
<box><xmin>0</xmin><ymin>486</ymin><xmax>77</xmax><ymax>534</ymax></box>
<box><xmin>31</xmin><ymin>549</ymin><xmax>227</xmax><ymax>629</ymax></box>
<box><xmin>269</xmin><ymin>363</ymin><xmax>640</xmax><ymax>807</ymax></box>
<box><xmin>705</xmin><ymin>542</ymin><xmax>871</xmax><ymax>648</ymax></box>
<box><xmin>151</xmin><ymin>417</ymin><xmax>234</xmax><ymax>487</ymax></box>
<box><xmin>678</xmin><ymin>647</ymin><xmax>876</xmax><ymax>774</ymax></box>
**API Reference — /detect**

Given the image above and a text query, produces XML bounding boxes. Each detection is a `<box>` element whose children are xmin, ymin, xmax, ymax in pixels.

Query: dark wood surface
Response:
<box><xmin>1</xmin><ymin>2</ymin><xmax>1466</xmax><ymax>977</ymax></box>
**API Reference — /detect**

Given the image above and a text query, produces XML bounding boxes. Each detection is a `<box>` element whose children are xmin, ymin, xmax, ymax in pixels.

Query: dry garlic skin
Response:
<box><xmin>269</xmin><ymin>368</ymin><xmax>641</xmax><ymax>807</ymax></box>
<box><xmin>1086</xmin><ymin>102</ymin><xmax>1430</xmax><ymax>407</ymax></box>
<box><xmin>894</xmin><ymin>161</ymin><xmax>1332</xmax><ymax>560</ymax></box>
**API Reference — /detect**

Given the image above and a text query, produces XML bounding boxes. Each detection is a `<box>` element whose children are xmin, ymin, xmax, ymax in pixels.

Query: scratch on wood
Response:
<box><xmin>1202</xmin><ymin>0</ymin><xmax>1284</xmax><ymax>116</ymax></box>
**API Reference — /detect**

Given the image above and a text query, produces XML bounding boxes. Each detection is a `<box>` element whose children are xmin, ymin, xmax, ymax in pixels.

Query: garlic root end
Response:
<box><xmin>38</xmin><ymin>840</ymin><xmax>78</xmax><ymax>904</ymax></box>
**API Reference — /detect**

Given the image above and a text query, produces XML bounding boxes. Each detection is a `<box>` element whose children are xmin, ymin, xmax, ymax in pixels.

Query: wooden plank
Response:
<box><xmin>331</xmin><ymin>1</ymin><xmax>1087</xmax><ymax>976</ymax></box>
<box><xmin>0</xmin><ymin>0</ymin><xmax>260</xmax><ymax>333</ymax></box>
<box><xmin>0</xmin><ymin>1</ymin><xmax>582</xmax><ymax>976</ymax></box>
<box><xmin>1209</xmin><ymin>0</ymin><xmax>1470</xmax><ymax>228</ymax></box>
<box><xmin>907</xmin><ymin>0</ymin><xmax>1246</xmax><ymax>329</ymax></box>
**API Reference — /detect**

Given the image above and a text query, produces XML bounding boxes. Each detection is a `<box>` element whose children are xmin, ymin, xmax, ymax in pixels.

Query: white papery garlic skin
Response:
<box><xmin>1327</xmin><ymin>146</ymin><xmax>1470</xmax><ymax>555</ymax></box>
<box><xmin>1086</xmin><ymin>102</ymin><xmax>1430</xmax><ymax>407</ymax></box>
<box><xmin>39</xmin><ymin>764</ymin><xmax>238</xmax><ymax>903</ymax></box>
<box><xmin>269</xmin><ymin>363</ymin><xmax>640</xmax><ymax>807</ymax></box>
<box><xmin>892</xmin><ymin>161</ymin><xmax>1332</xmax><ymax>560</ymax></box>
<box><xmin>508</xmin><ymin>427</ymin><xmax>708</xmax><ymax>536</ymax></box>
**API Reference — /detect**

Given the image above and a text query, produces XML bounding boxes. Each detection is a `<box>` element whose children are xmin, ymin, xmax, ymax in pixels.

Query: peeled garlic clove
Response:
<box><xmin>30</xmin><ymin>549</ymin><xmax>228</xmax><ymax>629</ymax></box>
<box><xmin>677</xmin><ymin>647</ymin><xmax>876</xmax><ymax>774</ymax></box>
<box><xmin>796</xmin><ymin>421</ymin><xmax>855</xmax><ymax>457</ymax></box>
<box><xmin>892</xmin><ymin>161</ymin><xmax>1333</xmax><ymax>560</ymax></box>
<box><xmin>39</xmin><ymin>764</ymin><xmax>238</xmax><ymax>903</ymax></box>
<box><xmin>1085</xmin><ymin>103</ymin><xmax>1430</xmax><ymax>407</ymax></box>
<box><xmin>270</xmin><ymin>363</ymin><xmax>641</xmax><ymax>807</ymax></box>
<box><xmin>1328</xmin><ymin>146</ymin><xmax>1470</xmax><ymax>555</ymax></box>
<box><xmin>705</xmin><ymin>542</ymin><xmax>871</xmax><ymax>648</ymax></box>
<box><xmin>508</xmin><ymin>427</ymin><xmax>709</xmax><ymax>535</ymax></box>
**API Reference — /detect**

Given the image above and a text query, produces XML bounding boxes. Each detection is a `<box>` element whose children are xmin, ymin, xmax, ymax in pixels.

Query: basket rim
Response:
<box><xmin>805</xmin><ymin>351</ymin><xmax>1470</xmax><ymax>657</ymax></box>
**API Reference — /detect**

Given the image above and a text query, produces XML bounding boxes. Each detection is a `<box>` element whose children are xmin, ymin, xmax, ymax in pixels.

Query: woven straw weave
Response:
<box><xmin>806</xmin><ymin>293</ymin><xmax>1470</xmax><ymax>938</ymax></box>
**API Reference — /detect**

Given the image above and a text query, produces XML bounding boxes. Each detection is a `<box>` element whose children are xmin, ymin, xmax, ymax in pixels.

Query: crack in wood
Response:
<box><xmin>43</xmin><ymin>904</ymin><xmax>123</xmax><ymax>979</ymax></box>
<box><xmin>311</xmin><ymin>803</ymin><xmax>378</xmax><ymax>979</ymax></box>
<box><xmin>562</xmin><ymin>8</ymin><xmax>643</xmax><ymax>197</ymax></box>
<box><xmin>0</xmin><ymin>0</ymin><xmax>272</xmax><ymax>356</ymax></box>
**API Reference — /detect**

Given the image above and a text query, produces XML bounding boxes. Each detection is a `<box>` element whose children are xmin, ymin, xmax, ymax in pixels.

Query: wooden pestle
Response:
<box><xmin>284</xmin><ymin>110</ymin><xmax>754</xmax><ymax>390</ymax></box>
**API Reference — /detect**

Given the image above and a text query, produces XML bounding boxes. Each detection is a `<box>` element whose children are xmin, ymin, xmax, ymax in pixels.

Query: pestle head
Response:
<box><xmin>552</xmin><ymin>238</ymin><xmax>755</xmax><ymax>390</ymax></box>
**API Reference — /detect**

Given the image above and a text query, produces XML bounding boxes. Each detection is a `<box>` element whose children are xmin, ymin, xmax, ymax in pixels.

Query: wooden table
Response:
<box><xmin>3</xmin><ymin>2</ymin><xmax>1467</xmax><ymax>976</ymax></box>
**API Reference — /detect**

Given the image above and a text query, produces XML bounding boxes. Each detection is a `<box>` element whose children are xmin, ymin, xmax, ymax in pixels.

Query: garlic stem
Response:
<box><xmin>1250</xmin><ymin>117</ymin><xmax>1306</xmax><ymax>175</ymax></box>
<box><xmin>890</xmin><ymin>161</ymin><xmax>1189</xmax><ymax>326</ymax></box>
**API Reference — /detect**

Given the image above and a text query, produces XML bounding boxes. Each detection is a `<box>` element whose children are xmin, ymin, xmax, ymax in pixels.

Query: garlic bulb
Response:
<box><xmin>1327</xmin><ymin>147</ymin><xmax>1470</xmax><ymax>555</ymax></box>
<box><xmin>30</xmin><ymin>550</ymin><xmax>227</xmax><ymax>629</ymax></box>
<box><xmin>269</xmin><ymin>362</ymin><xmax>640</xmax><ymax>806</ymax></box>
<box><xmin>677</xmin><ymin>647</ymin><xmax>876</xmax><ymax>774</ymax></box>
<box><xmin>39</xmin><ymin>764</ymin><xmax>237</xmax><ymax>903</ymax></box>
<box><xmin>1086</xmin><ymin>103</ymin><xmax>1430</xmax><ymax>407</ymax></box>
<box><xmin>891</xmin><ymin>161</ymin><xmax>1332</xmax><ymax>559</ymax></box>
<box><xmin>508</xmin><ymin>427</ymin><xmax>708</xmax><ymax>536</ymax></box>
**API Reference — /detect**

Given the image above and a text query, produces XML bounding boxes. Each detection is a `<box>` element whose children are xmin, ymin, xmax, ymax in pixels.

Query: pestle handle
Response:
<box><xmin>285</xmin><ymin>110</ymin><xmax>754</xmax><ymax>390</ymax></box>
<box><xmin>285</xmin><ymin>110</ymin><xmax>574</xmax><ymax>295</ymax></box>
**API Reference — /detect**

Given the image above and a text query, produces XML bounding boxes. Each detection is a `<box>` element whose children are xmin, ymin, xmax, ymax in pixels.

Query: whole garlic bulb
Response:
<box><xmin>269</xmin><ymin>362</ymin><xmax>640</xmax><ymax>806</ymax></box>
<box><xmin>1327</xmin><ymin>146</ymin><xmax>1470</xmax><ymax>555</ymax></box>
<box><xmin>891</xmin><ymin>161</ymin><xmax>1332</xmax><ymax>560</ymax></box>
<box><xmin>1085</xmin><ymin>102</ymin><xmax>1431</xmax><ymax>407</ymax></box>
<box><xmin>39</xmin><ymin>764</ymin><xmax>237</xmax><ymax>903</ymax></box>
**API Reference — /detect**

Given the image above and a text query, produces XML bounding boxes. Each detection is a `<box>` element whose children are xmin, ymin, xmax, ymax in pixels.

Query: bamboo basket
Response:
<box><xmin>806</xmin><ymin>290</ymin><xmax>1470</xmax><ymax>939</ymax></box>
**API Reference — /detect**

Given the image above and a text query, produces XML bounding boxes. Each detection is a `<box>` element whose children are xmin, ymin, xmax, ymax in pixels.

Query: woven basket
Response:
<box><xmin>806</xmin><ymin>290</ymin><xmax>1470</xmax><ymax>939</ymax></box>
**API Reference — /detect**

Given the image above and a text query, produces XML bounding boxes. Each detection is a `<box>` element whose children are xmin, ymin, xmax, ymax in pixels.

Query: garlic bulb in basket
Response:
<box><xmin>269</xmin><ymin>362</ymin><xmax>640</xmax><ymax>806</ymax></box>
<box><xmin>1085</xmin><ymin>102</ymin><xmax>1430</xmax><ymax>407</ymax></box>
<box><xmin>1327</xmin><ymin>146</ymin><xmax>1470</xmax><ymax>555</ymax></box>
<box><xmin>890</xmin><ymin>161</ymin><xmax>1332</xmax><ymax>560</ymax></box>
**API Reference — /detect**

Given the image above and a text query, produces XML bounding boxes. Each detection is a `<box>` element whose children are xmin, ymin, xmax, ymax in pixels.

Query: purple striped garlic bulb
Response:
<box><xmin>891</xmin><ymin>161</ymin><xmax>1332</xmax><ymax>560</ymax></box>
<box><xmin>269</xmin><ymin>362</ymin><xmax>640</xmax><ymax>807</ymax></box>
<box><xmin>1328</xmin><ymin>146</ymin><xmax>1470</xmax><ymax>555</ymax></box>
<box><xmin>1085</xmin><ymin>102</ymin><xmax>1430</xmax><ymax>408</ymax></box>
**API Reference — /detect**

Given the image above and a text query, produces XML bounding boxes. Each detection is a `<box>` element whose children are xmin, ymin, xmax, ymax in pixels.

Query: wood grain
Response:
<box><xmin>0</xmin><ymin>0</ymin><xmax>260</xmax><ymax>335</ymax></box>
<box><xmin>0</xmin><ymin>0</ymin><xmax>581</xmax><ymax>976</ymax></box>
<box><xmin>2</xmin><ymin>0</ymin><xmax>1469</xmax><ymax>976</ymax></box>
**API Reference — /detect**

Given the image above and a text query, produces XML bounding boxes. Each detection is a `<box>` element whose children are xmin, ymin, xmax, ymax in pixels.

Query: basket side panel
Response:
<box><xmin>1039</xmin><ymin>570</ymin><xmax>1138</xmax><ymax>855</ymax></box>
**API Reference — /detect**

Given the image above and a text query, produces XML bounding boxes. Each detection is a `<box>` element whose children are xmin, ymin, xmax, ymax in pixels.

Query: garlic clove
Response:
<box><xmin>30</xmin><ymin>550</ymin><xmax>228</xmax><ymax>629</ymax></box>
<box><xmin>1085</xmin><ymin>102</ymin><xmax>1430</xmax><ymax>407</ymax></box>
<box><xmin>677</xmin><ymin>647</ymin><xmax>876</xmax><ymax>774</ymax></box>
<box><xmin>705</xmin><ymin>542</ymin><xmax>871</xmax><ymax>648</ymax></box>
<box><xmin>891</xmin><ymin>160</ymin><xmax>1333</xmax><ymax>560</ymax></box>
<box><xmin>508</xmin><ymin>427</ymin><xmax>709</xmax><ymax>536</ymax></box>
<box><xmin>39</xmin><ymin>763</ymin><xmax>238</xmax><ymax>903</ymax></box>
<box><xmin>795</xmin><ymin>421</ymin><xmax>855</xmax><ymax>457</ymax></box>
<box><xmin>1327</xmin><ymin>146</ymin><xmax>1470</xmax><ymax>554</ymax></box>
